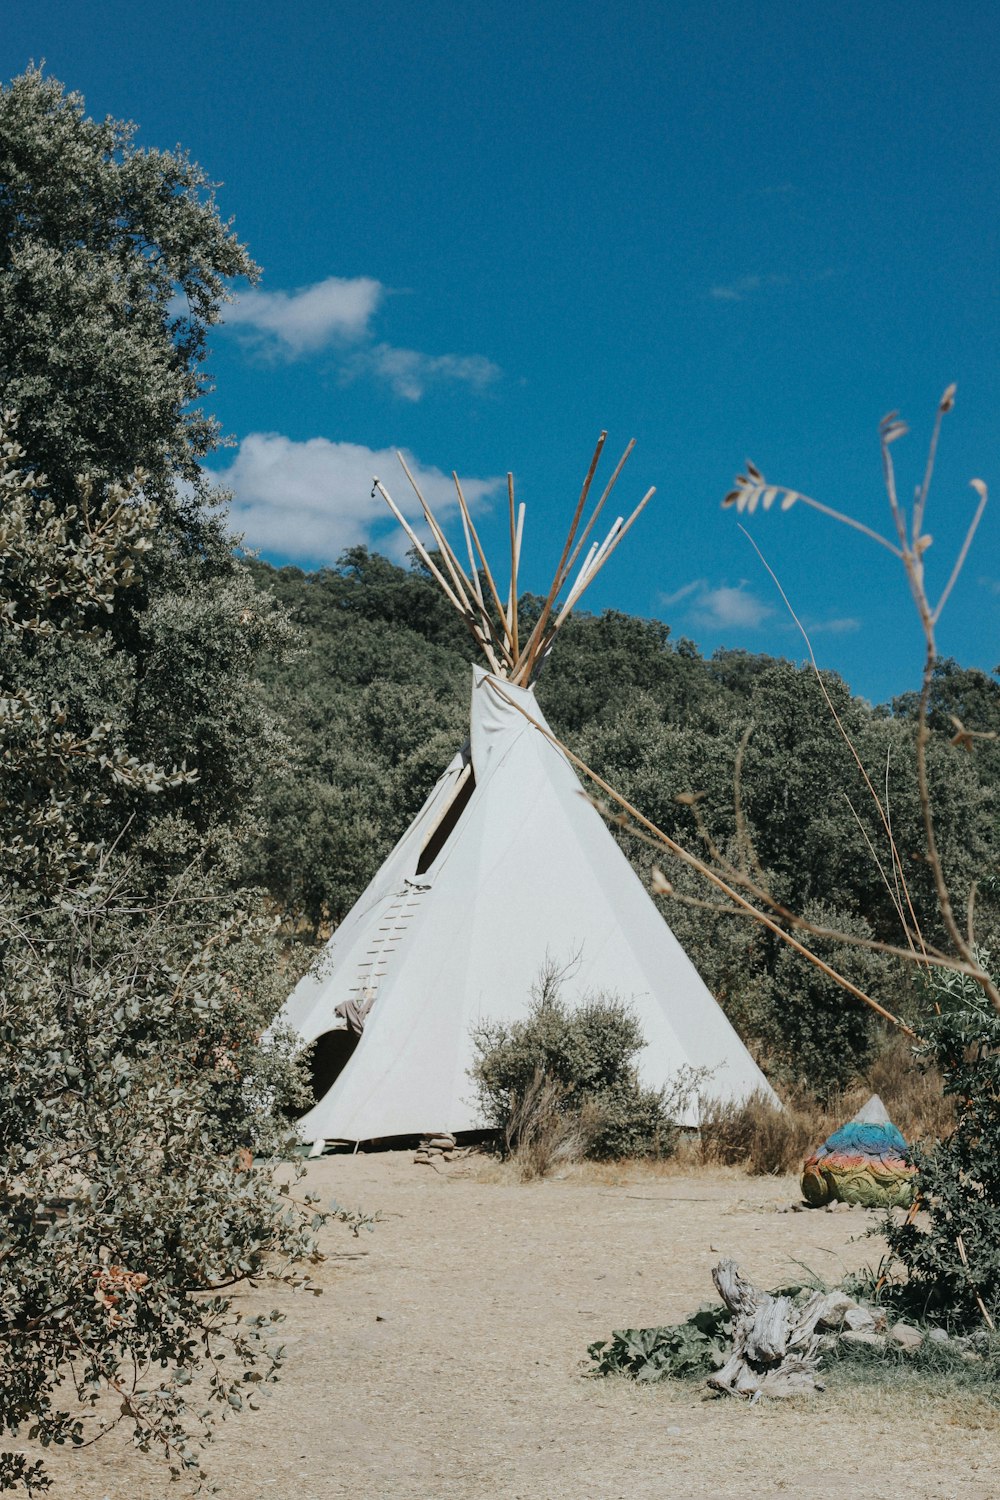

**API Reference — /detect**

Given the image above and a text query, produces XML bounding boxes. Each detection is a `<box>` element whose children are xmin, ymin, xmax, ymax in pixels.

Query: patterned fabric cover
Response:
<box><xmin>801</xmin><ymin>1094</ymin><xmax>916</xmax><ymax>1208</ymax></box>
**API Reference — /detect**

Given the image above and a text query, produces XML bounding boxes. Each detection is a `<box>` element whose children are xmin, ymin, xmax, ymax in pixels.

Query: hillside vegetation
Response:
<box><xmin>247</xmin><ymin>548</ymin><xmax>999</xmax><ymax>1098</ymax></box>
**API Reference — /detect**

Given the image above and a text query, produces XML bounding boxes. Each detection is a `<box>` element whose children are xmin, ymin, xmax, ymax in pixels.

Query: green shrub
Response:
<box><xmin>874</xmin><ymin>950</ymin><xmax>1000</xmax><ymax>1329</ymax></box>
<box><xmin>472</xmin><ymin>962</ymin><xmax>703</xmax><ymax>1164</ymax></box>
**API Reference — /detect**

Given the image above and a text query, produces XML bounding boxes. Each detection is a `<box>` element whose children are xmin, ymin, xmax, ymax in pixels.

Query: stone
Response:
<box><xmin>842</xmin><ymin>1306</ymin><xmax>878</xmax><ymax>1334</ymax></box>
<box><xmin>888</xmin><ymin>1321</ymin><xmax>923</xmax><ymax>1351</ymax></box>
<box><xmin>813</xmin><ymin>1292</ymin><xmax>857</xmax><ymax>1331</ymax></box>
<box><xmin>927</xmin><ymin>1327</ymin><xmax>951</xmax><ymax>1345</ymax></box>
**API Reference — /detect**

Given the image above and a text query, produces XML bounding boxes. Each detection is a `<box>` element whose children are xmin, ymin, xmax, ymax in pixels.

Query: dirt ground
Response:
<box><xmin>32</xmin><ymin>1152</ymin><xmax>1000</xmax><ymax>1500</ymax></box>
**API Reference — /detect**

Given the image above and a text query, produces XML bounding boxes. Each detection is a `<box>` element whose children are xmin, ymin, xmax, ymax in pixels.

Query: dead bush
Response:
<box><xmin>504</xmin><ymin>1069</ymin><xmax>598</xmax><ymax>1181</ymax></box>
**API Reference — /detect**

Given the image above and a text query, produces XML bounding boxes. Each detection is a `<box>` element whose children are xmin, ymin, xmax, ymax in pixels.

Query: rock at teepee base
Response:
<box><xmin>414</xmin><ymin>1132</ymin><xmax>457</xmax><ymax>1165</ymax></box>
<box><xmin>800</xmin><ymin>1094</ymin><xmax>915</xmax><ymax>1209</ymax></box>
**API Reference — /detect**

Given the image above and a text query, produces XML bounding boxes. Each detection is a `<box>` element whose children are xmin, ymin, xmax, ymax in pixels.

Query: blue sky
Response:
<box><xmin>5</xmin><ymin>1</ymin><xmax>998</xmax><ymax>703</ymax></box>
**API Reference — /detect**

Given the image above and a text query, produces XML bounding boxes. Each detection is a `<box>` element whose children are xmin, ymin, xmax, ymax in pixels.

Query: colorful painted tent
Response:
<box><xmin>801</xmin><ymin>1094</ymin><xmax>915</xmax><ymax>1208</ymax></box>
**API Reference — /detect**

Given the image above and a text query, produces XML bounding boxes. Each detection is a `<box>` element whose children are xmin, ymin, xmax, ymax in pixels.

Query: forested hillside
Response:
<box><xmin>248</xmin><ymin>548</ymin><xmax>999</xmax><ymax>1097</ymax></box>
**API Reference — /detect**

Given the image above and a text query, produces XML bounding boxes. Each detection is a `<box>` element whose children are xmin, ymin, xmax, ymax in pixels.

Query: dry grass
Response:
<box><xmin>478</xmin><ymin>1032</ymin><xmax>951</xmax><ymax>1185</ymax></box>
<box><xmin>501</xmin><ymin>1069</ymin><xmax>598</xmax><ymax>1180</ymax></box>
<box><xmin>853</xmin><ymin>1029</ymin><xmax>953</xmax><ymax>1143</ymax></box>
<box><xmin>470</xmin><ymin>1141</ymin><xmax>755</xmax><ymax>1188</ymax></box>
<box><xmin>699</xmin><ymin>1090</ymin><xmax>821</xmax><ymax>1175</ymax></box>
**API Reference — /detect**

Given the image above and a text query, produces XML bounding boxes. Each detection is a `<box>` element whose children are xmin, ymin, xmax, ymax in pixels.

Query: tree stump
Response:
<box><xmin>707</xmin><ymin>1259</ymin><xmax>833</xmax><ymax>1399</ymax></box>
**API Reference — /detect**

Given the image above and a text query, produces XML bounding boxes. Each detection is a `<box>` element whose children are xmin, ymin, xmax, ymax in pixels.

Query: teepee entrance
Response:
<box><xmin>305</xmin><ymin>1028</ymin><xmax>360</xmax><ymax>1105</ymax></box>
<box><xmin>276</xmin><ymin>435</ymin><xmax>777</xmax><ymax>1143</ymax></box>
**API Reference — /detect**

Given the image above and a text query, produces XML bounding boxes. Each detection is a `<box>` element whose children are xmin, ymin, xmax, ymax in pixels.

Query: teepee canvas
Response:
<box><xmin>277</xmin><ymin>435</ymin><xmax>776</xmax><ymax>1143</ymax></box>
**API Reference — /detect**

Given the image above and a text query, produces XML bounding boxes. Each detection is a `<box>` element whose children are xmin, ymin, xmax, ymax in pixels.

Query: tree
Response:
<box><xmin>0</xmin><ymin>416</ymin><xmax>185</xmax><ymax>895</ymax></box>
<box><xmin>0</xmin><ymin>424</ymin><xmax>329</xmax><ymax>1492</ymax></box>
<box><xmin>0</xmin><ymin>66</ymin><xmax>254</xmax><ymax>505</ymax></box>
<box><xmin>0</xmin><ymin>67</ymin><xmax>282</xmax><ymax>877</ymax></box>
<box><xmin>0</xmin><ymin>73</ymin><xmax>333</xmax><ymax>1492</ymax></box>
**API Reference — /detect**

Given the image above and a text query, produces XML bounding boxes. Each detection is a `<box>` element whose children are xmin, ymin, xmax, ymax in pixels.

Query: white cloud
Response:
<box><xmin>661</xmin><ymin>578</ymin><xmax>774</xmax><ymax>630</ymax></box>
<box><xmin>710</xmin><ymin>275</ymin><xmax>759</xmax><ymax>302</ymax></box>
<box><xmin>709</xmin><ymin>273</ymin><xmax>787</xmax><ymax>302</ymax></box>
<box><xmin>709</xmin><ymin>268</ymin><xmax>838</xmax><ymax>302</ymax></box>
<box><xmin>217</xmin><ymin>274</ymin><xmax>503</xmax><ymax>400</ymax></box>
<box><xmin>661</xmin><ymin>579</ymin><xmax>775</xmax><ymax>630</ymax></box>
<box><xmin>693</xmin><ymin>583</ymin><xmax>774</xmax><ymax>629</ymax></box>
<box><xmin>345</xmin><ymin>343</ymin><xmax>502</xmax><ymax>402</ymax></box>
<box><xmin>222</xmin><ymin>275</ymin><xmax>384</xmax><ymax>357</ymax></box>
<box><xmin>659</xmin><ymin>580</ymin><xmax>703</xmax><ymax>608</ymax></box>
<box><xmin>661</xmin><ymin>579</ymin><xmax>861</xmax><ymax>637</ymax></box>
<box><xmin>215</xmin><ymin>432</ymin><xmax>504</xmax><ymax>565</ymax></box>
<box><xmin>805</xmin><ymin>616</ymin><xmax>861</xmax><ymax>636</ymax></box>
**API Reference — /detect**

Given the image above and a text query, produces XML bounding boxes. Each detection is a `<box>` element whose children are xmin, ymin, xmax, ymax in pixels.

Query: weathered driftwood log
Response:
<box><xmin>706</xmin><ymin>1260</ymin><xmax>879</xmax><ymax>1399</ymax></box>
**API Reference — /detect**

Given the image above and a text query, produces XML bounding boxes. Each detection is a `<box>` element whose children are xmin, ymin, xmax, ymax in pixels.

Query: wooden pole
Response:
<box><xmin>579</xmin><ymin>486</ymin><xmax>655</xmax><ymax>580</ymax></box>
<box><xmin>459</xmin><ymin>500</ymin><xmax>487</xmax><ymax>617</ymax></box>
<box><xmin>516</xmin><ymin>438</ymin><xmax>638</xmax><ymax>682</ymax></box>
<box><xmin>557</xmin><ymin>438</ymin><xmax>636</xmax><ymax>596</ymax></box>
<box><xmin>529</xmin><ymin>489</ymin><xmax>655</xmax><ymax>670</ymax></box>
<box><xmin>560</xmin><ymin>541</ymin><xmax>600</xmax><ymax>614</ymax></box>
<box><xmin>395</xmin><ymin>452</ymin><xmax>503</xmax><ymax>661</ymax></box>
<box><xmin>512</xmin><ymin>432</ymin><xmax>607</xmax><ymax>682</ymax></box>
<box><xmin>507</xmin><ymin>475</ymin><xmax>522</xmax><ymax>662</ymax></box>
<box><xmin>397</xmin><ymin>452</ymin><xmax>476</xmax><ymax>606</ymax></box>
<box><xmin>452</xmin><ymin>472</ymin><xmax>515</xmax><ymax>664</ymax></box>
<box><xmin>373</xmin><ymin>479</ymin><xmax>503</xmax><ymax>674</ymax></box>
<box><xmin>542</xmin><ymin>489</ymin><xmax>654</xmax><ymax>647</ymax></box>
<box><xmin>556</xmin><ymin>517</ymin><xmax>623</xmax><ymax>621</ymax></box>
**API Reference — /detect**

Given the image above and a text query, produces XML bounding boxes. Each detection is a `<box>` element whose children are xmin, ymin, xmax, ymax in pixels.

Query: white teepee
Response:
<box><xmin>277</xmin><ymin>435</ymin><xmax>777</xmax><ymax>1142</ymax></box>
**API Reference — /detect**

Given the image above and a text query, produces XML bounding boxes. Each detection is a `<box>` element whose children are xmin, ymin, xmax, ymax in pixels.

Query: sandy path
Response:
<box><xmin>36</xmin><ymin>1153</ymin><xmax>999</xmax><ymax>1499</ymax></box>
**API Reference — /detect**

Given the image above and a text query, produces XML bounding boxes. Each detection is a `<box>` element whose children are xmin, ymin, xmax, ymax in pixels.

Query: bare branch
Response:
<box><xmin>738</xmin><ymin>525</ymin><xmax>929</xmax><ymax>959</ymax></box>
<box><xmin>932</xmin><ymin>478</ymin><xmax>988</xmax><ymax>624</ymax></box>
<box><xmin>913</xmin><ymin>383</ymin><xmax>955</xmax><ymax>547</ymax></box>
<box><xmin>722</xmin><ymin>394</ymin><xmax>998</xmax><ymax>1013</ymax></box>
